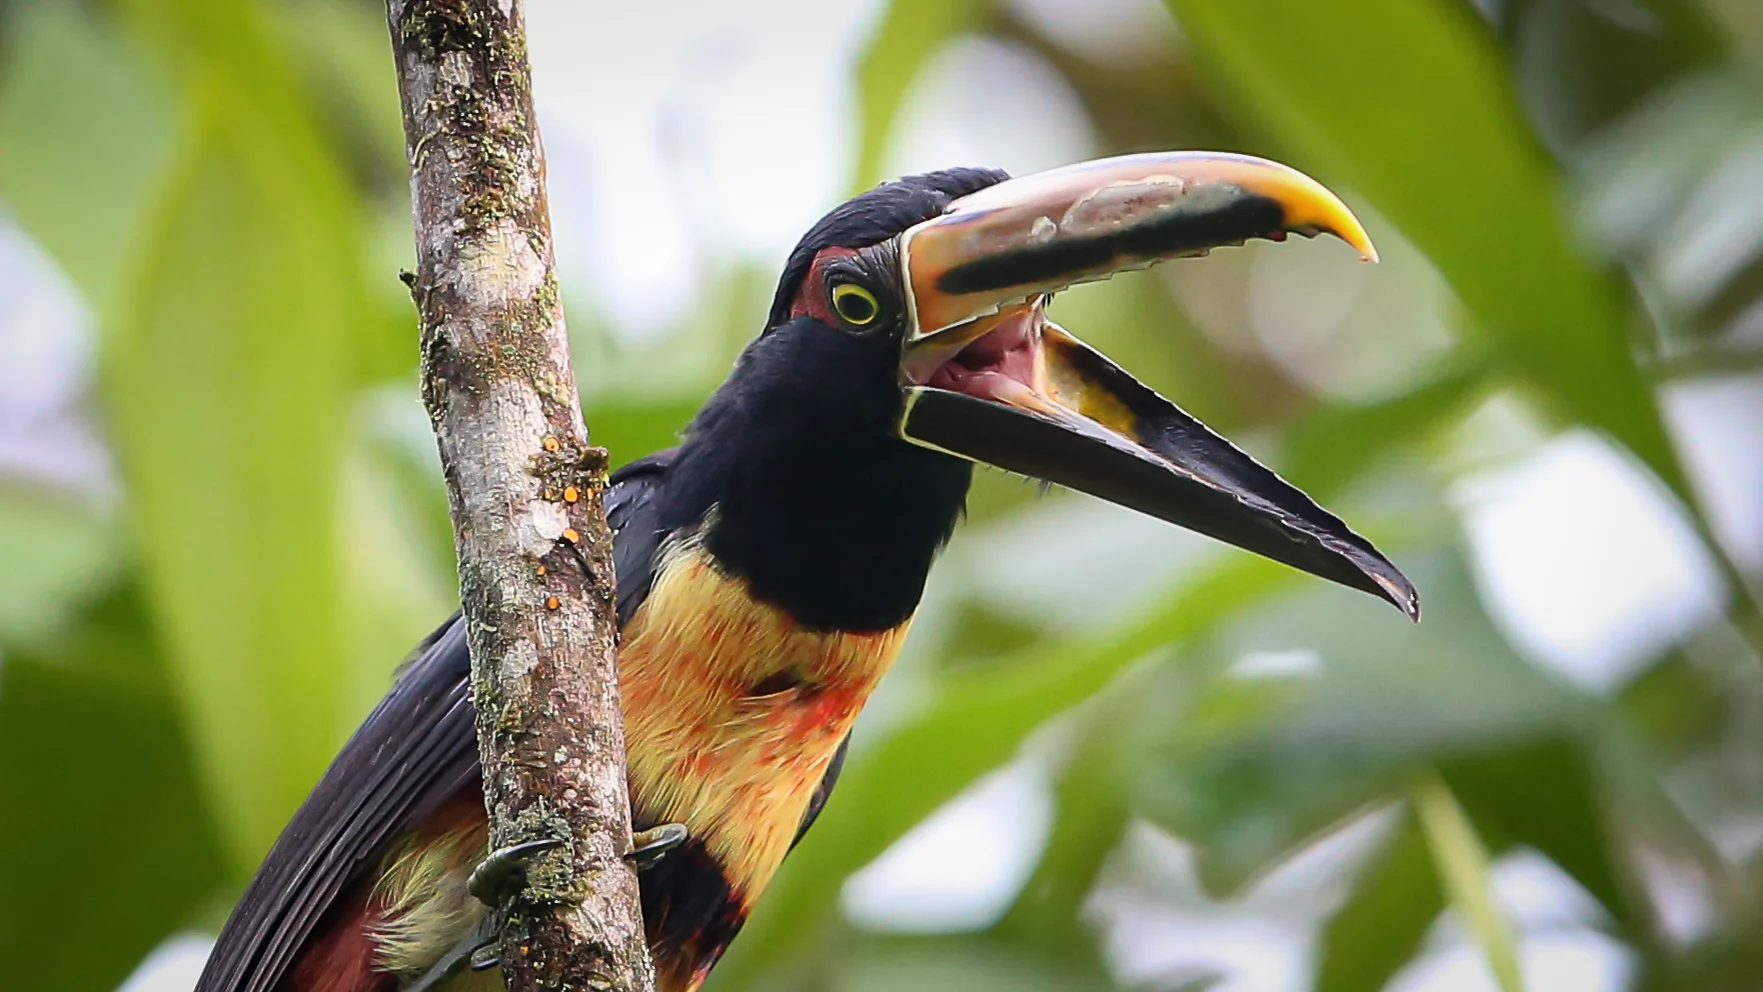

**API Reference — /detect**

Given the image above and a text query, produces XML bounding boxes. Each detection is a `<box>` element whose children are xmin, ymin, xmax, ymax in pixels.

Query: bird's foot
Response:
<box><xmin>626</xmin><ymin>822</ymin><xmax>688</xmax><ymax>871</ymax></box>
<box><xmin>402</xmin><ymin>829</ymin><xmax>680</xmax><ymax>989</ymax></box>
<box><xmin>403</xmin><ymin>839</ymin><xmax>564</xmax><ymax>989</ymax></box>
<box><xmin>467</xmin><ymin>837</ymin><xmax>564</xmax><ymax>906</ymax></box>
<box><xmin>402</xmin><ymin>911</ymin><xmax>500</xmax><ymax>992</ymax></box>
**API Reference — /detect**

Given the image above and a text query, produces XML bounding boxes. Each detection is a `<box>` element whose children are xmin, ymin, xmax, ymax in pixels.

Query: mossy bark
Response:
<box><xmin>383</xmin><ymin>2</ymin><xmax>654</xmax><ymax>990</ymax></box>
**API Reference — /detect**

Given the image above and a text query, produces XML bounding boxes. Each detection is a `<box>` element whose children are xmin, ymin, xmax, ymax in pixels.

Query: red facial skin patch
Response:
<box><xmin>788</xmin><ymin>247</ymin><xmax>859</xmax><ymax>325</ymax></box>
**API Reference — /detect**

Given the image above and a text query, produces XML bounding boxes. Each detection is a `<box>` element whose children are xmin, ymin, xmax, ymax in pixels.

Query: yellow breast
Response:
<box><xmin>618</xmin><ymin>539</ymin><xmax>911</xmax><ymax>900</ymax></box>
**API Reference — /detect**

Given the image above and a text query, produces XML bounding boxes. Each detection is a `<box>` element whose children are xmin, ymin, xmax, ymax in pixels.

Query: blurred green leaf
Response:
<box><xmin>340</xmin><ymin>436</ymin><xmax>456</xmax><ymax>720</ymax></box>
<box><xmin>1130</xmin><ymin>659</ymin><xmax>1373</xmax><ymax>900</ymax></box>
<box><xmin>994</xmin><ymin>687</ymin><xmax>1136</xmax><ymax>961</ymax></box>
<box><xmin>355</xmin><ymin>385</ymin><xmax>459</xmax><ymax>598</ymax></box>
<box><xmin>1444</xmin><ymin>737</ymin><xmax>1638</xmax><ymax>936</ymax></box>
<box><xmin>0</xmin><ymin>1</ymin><xmax>173</xmax><ymax>306</ymax></box>
<box><xmin>0</xmin><ymin>485</ymin><xmax>116</xmax><ymax>649</ymax></box>
<box><xmin>840</xmin><ymin>937</ymin><xmax>1116</xmax><ymax>992</ymax></box>
<box><xmin>277</xmin><ymin>0</ymin><xmax>421</xmax><ymax>387</ymax></box>
<box><xmin>1500</xmin><ymin>0</ymin><xmax>1726</xmax><ymax>152</ymax></box>
<box><xmin>1412</xmin><ymin>771</ymin><xmax>1526</xmax><ymax>992</ymax></box>
<box><xmin>1618</xmin><ymin>650</ymin><xmax>1727</xmax><ymax>760</ymax></box>
<box><xmin>998</xmin><ymin>4</ymin><xmax>1231</xmax><ymax>153</ymax></box>
<box><xmin>853</xmin><ymin>0</ymin><xmax>979</xmax><ymax>189</ymax></box>
<box><xmin>104</xmin><ymin>0</ymin><xmax>361</xmax><ymax>869</ymax></box>
<box><xmin>1316</xmin><ymin>809</ymin><xmax>1444</xmax><ymax>992</ymax></box>
<box><xmin>0</xmin><ymin>591</ymin><xmax>226</xmax><ymax>991</ymax></box>
<box><xmin>1125</xmin><ymin>546</ymin><xmax>1583</xmax><ymax>899</ymax></box>
<box><xmin>935</xmin><ymin>597</ymin><xmax>1046</xmax><ymax>669</ymax></box>
<box><xmin>587</xmin><ymin>398</ymin><xmax>702</xmax><ymax>469</ymax></box>
<box><xmin>1573</xmin><ymin>65</ymin><xmax>1763</xmax><ymax>265</ymax></box>
<box><xmin>276</xmin><ymin>0</ymin><xmax>406</xmax><ymax>186</ymax></box>
<box><xmin>1162</xmin><ymin>0</ymin><xmax>1691</xmax><ymax>503</ymax></box>
<box><xmin>1281</xmin><ymin>356</ymin><xmax>1489</xmax><ymax>495</ymax></box>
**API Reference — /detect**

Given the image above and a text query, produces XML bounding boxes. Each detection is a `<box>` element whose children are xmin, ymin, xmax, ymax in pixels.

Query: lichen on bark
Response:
<box><xmin>383</xmin><ymin>2</ymin><xmax>655</xmax><ymax>990</ymax></box>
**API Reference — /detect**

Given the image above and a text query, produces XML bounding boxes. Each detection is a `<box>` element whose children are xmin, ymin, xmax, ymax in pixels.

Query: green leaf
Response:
<box><xmin>275</xmin><ymin>0</ymin><xmax>423</xmax><ymax>386</ymax></box>
<box><xmin>1315</xmin><ymin>809</ymin><xmax>1444</xmax><ymax>992</ymax></box>
<box><xmin>0</xmin><ymin>485</ymin><xmax>116</xmax><ymax>649</ymax></box>
<box><xmin>340</xmin><ymin>434</ymin><xmax>457</xmax><ymax>721</ymax></box>
<box><xmin>274</xmin><ymin>0</ymin><xmax>407</xmax><ymax>183</ymax></box>
<box><xmin>1443</xmin><ymin>737</ymin><xmax>1638</xmax><ymax>937</ymax></box>
<box><xmin>1494</xmin><ymin>0</ymin><xmax>1726</xmax><ymax>150</ymax></box>
<box><xmin>840</xmin><ymin>937</ymin><xmax>1118</xmax><ymax>992</ymax></box>
<box><xmin>104</xmin><ymin>2</ymin><xmax>362</xmax><ymax>870</ymax></box>
<box><xmin>1128</xmin><ymin>545</ymin><xmax>1579</xmax><ymax>899</ymax></box>
<box><xmin>0</xmin><ymin>1</ymin><xmax>174</xmax><ymax>306</ymax></box>
<box><xmin>586</xmin><ymin>398</ymin><xmax>704</xmax><ymax>470</ymax></box>
<box><xmin>994</xmin><ymin>687</ymin><xmax>1137</xmax><ymax>960</ymax></box>
<box><xmin>0</xmin><ymin>591</ymin><xmax>227</xmax><ymax>992</ymax></box>
<box><xmin>1412</xmin><ymin>771</ymin><xmax>1526</xmax><ymax>992</ymax></box>
<box><xmin>1134</xmin><ymin>662</ymin><xmax>1384</xmax><ymax>900</ymax></box>
<box><xmin>1280</xmin><ymin>356</ymin><xmax>1489</xmax><ymax>496</ymax></box>
<box><xmin>853</xmin><ymin>0</ymin><xmax>979</xmax><ymax>189</ymax></box>
<box><xmin>1617</xmin><ymin>650</ymin><xmax>1727</xmax><ymax>761</ymax></box>
<box><xmin>1162</xmin><ymin>0</ymin><xmax>1691</xmax><ymax>502</ymax></box>
<box><xmin>995</xmin><ymin>8</ymin><xmax>1231</xmax><ymax>153</ymax></box>
<box><xmin>1129</xmin><ymin>572</ymin><xmax>1646</xmax><ymax>945</ymax></box>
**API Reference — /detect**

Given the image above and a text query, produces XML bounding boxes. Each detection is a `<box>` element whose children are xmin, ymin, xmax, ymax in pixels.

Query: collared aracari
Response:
<box><xmin>196</xmin><ymin>152</ymin><xmax>1417</xmax><ymax>992</ymax></box>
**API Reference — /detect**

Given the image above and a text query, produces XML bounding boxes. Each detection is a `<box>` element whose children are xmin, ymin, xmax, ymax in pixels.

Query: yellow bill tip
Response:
<box><xmin>1219</xmin><ymin>154</ymin><xmax>1377</xmax><ymax>262</ymax></box>
<box><xmin>903</xmin><ymin>151</ymin><xmax>1380</xmax><ymax>336</ymax></box>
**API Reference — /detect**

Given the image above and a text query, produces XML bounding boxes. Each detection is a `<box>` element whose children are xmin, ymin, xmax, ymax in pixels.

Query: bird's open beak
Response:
<box><xmin>895</xmin><ymin>152</ymin><xmax>1418</xmax><ymax>618</ymax></box>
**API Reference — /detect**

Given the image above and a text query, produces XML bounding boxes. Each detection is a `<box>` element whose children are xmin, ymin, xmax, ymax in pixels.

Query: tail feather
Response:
<box><xmin>285</xmin><ymin>890</ymin><xmax>389</xmax><ymax>992</ymax></box>
<box><xmin>283</xmin><ymin>795</ymin><xmax>488</xmax><ymax>992</ymax></box>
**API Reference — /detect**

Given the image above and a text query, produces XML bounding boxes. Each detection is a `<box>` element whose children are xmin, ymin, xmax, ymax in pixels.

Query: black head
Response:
<box><xmin>656</xmin><ymin>168</ymin><xmax>1010</xmax><ymax>632</ymax></box>
<box><xmin>765</xmin><ymin>167</ymin><xmax>1011</xmax><ymax>329</ymax></box>
<box><xmin>655</xmin><ymin>153</ymin><xmax>1419</xmax><ymax>633</ymax></box>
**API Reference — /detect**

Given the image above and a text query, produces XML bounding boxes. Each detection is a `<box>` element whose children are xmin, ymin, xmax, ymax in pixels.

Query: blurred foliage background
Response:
<box><xmin>2</xmin><ymin>0</ymin><xmax>1763</xmax><ymax>990</ymax></box>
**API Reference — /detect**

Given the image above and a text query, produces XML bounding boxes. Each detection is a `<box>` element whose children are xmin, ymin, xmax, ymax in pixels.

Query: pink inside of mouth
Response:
<box><xmin>926</xmin><ymin>314</ymin><xmax>1041</xmax><ymax>402</ymax></box>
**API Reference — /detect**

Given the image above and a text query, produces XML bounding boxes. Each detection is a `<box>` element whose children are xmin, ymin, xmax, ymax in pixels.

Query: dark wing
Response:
<box><xmin>196</xmin><ymin>450</ymin><xmax>679</xmax><ymax>992</ymax></box>
<box><xmin>193</xmin><ymin>622</ymin><xmax>477</xmax><ymax>992</ymax></box>
<box><xmin>607</xmin><ymin>449</ymin><xmax>675</xmax><ymax>626</ymax></box>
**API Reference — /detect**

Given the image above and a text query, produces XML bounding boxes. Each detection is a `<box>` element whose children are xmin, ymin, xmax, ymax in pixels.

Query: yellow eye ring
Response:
<box><xmin>831</xmin><ymin>283</ymin><xmax>881</xmax><ymax>326</ymax></box>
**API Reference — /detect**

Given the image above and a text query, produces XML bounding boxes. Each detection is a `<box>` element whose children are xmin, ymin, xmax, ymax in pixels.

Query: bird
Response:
<box><xmin>196</xmin><ymin>152</ymin><xmax>1418</xmax><ymax>992</ymax></box>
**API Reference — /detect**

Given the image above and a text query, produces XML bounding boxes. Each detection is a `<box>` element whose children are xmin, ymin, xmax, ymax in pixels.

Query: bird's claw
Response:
<box><xmin>406</xmin><ymin>836</ymin><xmax>565</xmax><ymax>990</ymax></box>
<box><xmin>469</xmin><ymin>940</ymin><xmax>502</xmax><ymax>972</ymax></box>
<box><xmin>405</xmin><ymin>828</ymin><xmax>677</xmax><ymax>989</ymax></box>
<box><xmin>626</xmin><ymin>822</ymin><xmax>688</xmax><ymax>871</ymax></box>
<box><xmin>467</xmin><ymin>837</ymin><xmax>565</xmax><ymax>906</ymax></box>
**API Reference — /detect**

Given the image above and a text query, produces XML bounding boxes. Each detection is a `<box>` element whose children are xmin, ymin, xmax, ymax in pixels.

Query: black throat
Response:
<box><xmin>654</xmin><ymin>323</ymin><xmax>972</xmax><ymax>633</ymax></box>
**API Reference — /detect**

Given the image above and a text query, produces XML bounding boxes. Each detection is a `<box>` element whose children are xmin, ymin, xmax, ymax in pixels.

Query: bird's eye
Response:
<box><xmin>831</xmin><ymin>282</ymin><xmax>881</xmax><ymax>327</ymax></box>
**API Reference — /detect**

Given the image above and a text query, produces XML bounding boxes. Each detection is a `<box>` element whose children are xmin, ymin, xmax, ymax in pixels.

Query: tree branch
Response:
<box><xmin>383</xmin><ymin>3</ymin><xmax>654</xmax><ymax>990</ymax></box>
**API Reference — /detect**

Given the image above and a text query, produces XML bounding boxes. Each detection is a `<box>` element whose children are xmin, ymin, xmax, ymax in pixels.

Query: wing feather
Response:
<box><xmin>196</xmin><ymin>451</ymin><xmax>677</xmax><ymax>992</ymax></box>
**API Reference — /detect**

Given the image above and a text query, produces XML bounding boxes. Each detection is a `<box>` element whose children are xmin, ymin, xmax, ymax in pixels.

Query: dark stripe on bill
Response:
<box><xmin>934</xmin><ymin>192</ymin><xmax>1284</xmax><ymax>296</ymax></box>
